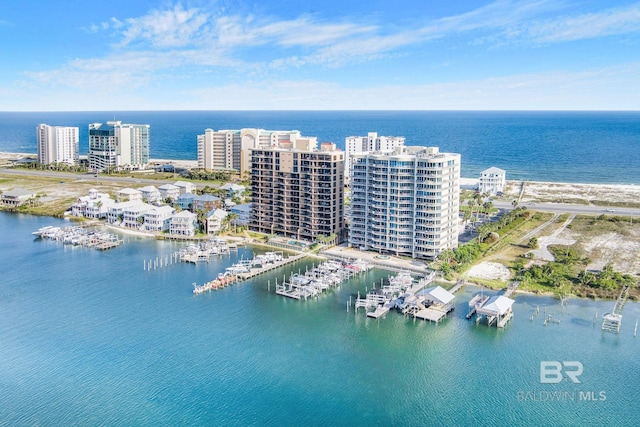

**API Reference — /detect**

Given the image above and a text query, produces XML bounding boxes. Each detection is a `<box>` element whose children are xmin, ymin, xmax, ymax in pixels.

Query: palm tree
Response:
<box><xmin>227</xmin><ymin>212</ymin><xmax>239</xmax><ymax>233</ymax></box>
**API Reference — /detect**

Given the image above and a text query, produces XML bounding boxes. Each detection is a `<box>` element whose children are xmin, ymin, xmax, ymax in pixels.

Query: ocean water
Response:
<box><xmin>0</xmin><ymin>111</ymin><xmax>639</xmax><ymax>184</ymax></box>
<box><xmin>1</xmin><ymin>212</ymin><xmax>639</xmax><ymax>426</ymax></box>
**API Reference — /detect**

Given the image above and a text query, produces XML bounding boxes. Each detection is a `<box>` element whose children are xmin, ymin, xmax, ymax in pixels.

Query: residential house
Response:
<box><xmin>220</xmin><ymin>183</ymin><xmax>246</xmax><ymax>198</ymax></box>
<box><xmin>174</xmin><ymin>181</ymin><xmax>197</xmax><ymax>195</ymax></box>
<box><xmin>158</xmin><ymin>184</ymin><xmax>180</xmax><ymax>201</ymax></box>
<box><xmin>205</xmin><ymin>209</ymin><xmax>228</xmax><ymax>235</ymax></box>
<box><xmin>478</xmin><ymin>167</ymin><xmax>506</xmax><ymax>195</ymax></box>
<box><xmin>169</xmin><ymin>211</ymin><xmax>198</xmax><ymax>236</ymax></box>
<box><xmin>71</xmin><ymin>189</ymin><xmax>114</xmax><ymax>219</ymax></box>
<box><xmin>117</xmin><ymin>188</ymin><xmax>143</xmax><ymax>203</ymax></box>
<box><xmin>176</xmin><ymin>193</ymin><xmax>196</xmax><ymax>211</ymax></box>
<box><xmin>122</xmin><ymin>202</ymin><xmax>155</xmax><ymax>229</ymax></box>
<box><xmin>144</xmin><ymin>206</ymin><xmax>175</xmax><ymax>231</ymax></box>
<box><xmin>138</xmin><ymin>186</ymin><xmax>161</xmax><ymax>204</ymax></box>
<box><xmin>231</xmin><ymin>203</ymin><xmax>252</xmax><ymax>226</ymax></box>
<box><xmin>193</xmin><ymin>194</ymin><xmax>221</xmax><ymax>212</ymax></box>
<box><xmin>0</xmin><ymin>188</ymin><xmax>35</xmax><ymax>207</ymax></box>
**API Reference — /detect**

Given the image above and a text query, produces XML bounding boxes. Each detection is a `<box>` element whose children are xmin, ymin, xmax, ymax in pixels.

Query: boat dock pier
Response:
<box><xmin>466</xmin><ymin>294</ymin><xmax>490</xmax><ymax>319</ymax></box>
<box><xmin>191</xmin><ymin>252</ymin><xmax>306</xmax><ymax>295</ymax></box>
<box><xmin>193</xmin><ymin>274</ymin><xmax>239</xmax><ymax>294</ymax></box>
<box><xmin>276</xmin><ymin>259</ymin><xmax>373</xmax><ymax>300</ymax></box>
<box><xmin>354</xmin><ymin>271</ymin><xmax>449</xmax><ymax>322</ymax></box>
<box><xmin>237</xmin><ymin>253</ymin><xmax>307</xmax><ymax>280</ymax></box>
<box><xmin>32</xmin><ymin>225</ymin><xmax>124</xmax><ymax>251</ymax></box>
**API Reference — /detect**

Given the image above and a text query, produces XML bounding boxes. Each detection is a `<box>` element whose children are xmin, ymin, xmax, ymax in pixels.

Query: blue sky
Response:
<box><xmin>1</xmin><ymin>0</ymin><xmax>639</xmax><ymax>110</ymax></box>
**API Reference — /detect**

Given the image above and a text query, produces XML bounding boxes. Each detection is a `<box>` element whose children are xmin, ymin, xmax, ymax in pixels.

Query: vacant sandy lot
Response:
<box><xmin>503</xmin><ymin>180</ymin><xmax>640</xmax><ymax>206</ymax></box>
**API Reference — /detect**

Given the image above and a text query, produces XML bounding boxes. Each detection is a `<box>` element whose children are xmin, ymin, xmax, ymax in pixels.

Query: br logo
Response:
<box><xmin>540</xmin><ymin>361</ymin><xmax>583</xmax><ymax>384</ymax></box>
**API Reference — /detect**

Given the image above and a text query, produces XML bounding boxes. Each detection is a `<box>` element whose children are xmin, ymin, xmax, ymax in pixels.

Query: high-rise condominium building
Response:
<box><xmin>251</xmin><ymin>140</ymin><xmax>345</xmax><ymax>242</ymax></box>
<box><xmin>36</xmin><ymin>124</ymin><xmax>79</xmax><ymax>165</ymax></box>
<box><xmin>349</xmin><ymin>146</ymin><xmax>460</xmax><ymax>260</ymax></box>
<box><xmin>88</xmin><ymin>121</ymin><xmax>150</xmax><ymax>171</ymax></box>
<box><xmin>197</xmin><ymin>128</ymin><xmax>303</xmax><ymax>175</ymax></box>
<box><xmin>344</xmin><ymin>132</ymin><xmax>405</xmax><ymax>183</ymax></box>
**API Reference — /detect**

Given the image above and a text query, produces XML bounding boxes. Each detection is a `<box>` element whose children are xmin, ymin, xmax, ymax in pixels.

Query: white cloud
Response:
<box><xmin>483</xmin><ymin>3</ymin><xmax>640</xmax><ymax>45</ymax></box>
<box><xmin>117</xmin><ymin>4</ymin><xmax>210</xmax><ymax>48</ymax></box>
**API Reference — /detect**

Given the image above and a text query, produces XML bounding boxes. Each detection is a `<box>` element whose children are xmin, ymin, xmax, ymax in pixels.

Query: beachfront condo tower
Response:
<box><xmin>349</xmin><ymin>146</ymin><xmax>461</xmax><ymax>260</ymax></box>
<box><xmin>197</xmin><ymin>128</ymin><xmax>303</xmax><ymax>175</ymax></box>
<box><xmin>250</xmin><ymin>139</ymin><xmax>345</xmax><ymax>243</ymax></box>
<box><xmin>36</xmin><ymin>124</ymin><xmax>79</xmax><ymax>166</ymax></box>
<box><xmin>88</xmin><ymin>121</ymin><xmax>150</xmax><ymax>171</ymax></box>
<box><xmin>345</xmin><ymin>132</ymin><xmax>405</xmax><ymax>184</ymax></box>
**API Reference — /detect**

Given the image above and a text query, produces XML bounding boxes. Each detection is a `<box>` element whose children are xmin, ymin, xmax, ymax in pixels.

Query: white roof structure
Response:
<box><xmin>478</xmin><ymin>295</ymin><xmax>514</xmax><ymax>316</ymax></box>
<box><xmin>118</xmin><ymin>187</ymin><xmax>142</xmax><ymax>195</ymax></box>
<box><xmin>481</xmin><ymin>166</ymin><xmax>505</xmax><ymax>175</ymax></box>
<box><xmin>220</xmin><ymin>183</ymin><xmax>245</xmax><ymax>192</ymax></box>
<box><xmin>158</xmin><ymin>183</ymin><xmax>179</xmax><ymax>190</ymax></box>
<box><xmin>422</xmin><ymin>286</ymin><xmax>455</xmax><ymax>305</ymax></box>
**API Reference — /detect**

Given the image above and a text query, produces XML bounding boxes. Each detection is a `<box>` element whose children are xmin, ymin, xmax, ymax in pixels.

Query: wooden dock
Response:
<box><xmin>503</xmin><ymin>280</ymin><xmax>520</xmax><ymax>297</ymax></box>
<box><xmin>449</xmin><ymin>280</ymin><xmax>466</xmax><ymax>294</ymax></box>
<box><xmin>95</xmin><ymin>239</ymin><xmax>123</xmax><ymax>250</ymax></box>
<box><xmin>413</xmin><ymin>307</ymin><xmax>449</xmax><ymax>323</ymax></box>
<box><xmin>466</xmin><ymin>294</ymin><xmax>490</xmax><ymax>319</ymax></box>
<box><xmin>236</xmin><ymin>254</ymin><xmax>307</xmax><ymax>280</ymax></box>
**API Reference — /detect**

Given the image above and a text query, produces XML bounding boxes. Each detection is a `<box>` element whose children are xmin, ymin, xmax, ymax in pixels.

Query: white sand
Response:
<box><xmin>465</xmin><ymin>261</ymin><xmax>511</xmax><ymax>281</ymax></box>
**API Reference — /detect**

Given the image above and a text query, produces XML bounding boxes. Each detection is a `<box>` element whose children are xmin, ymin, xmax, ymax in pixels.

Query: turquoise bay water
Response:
<box><xmin>1</xmin><ymin>212</ymin><xmax>640</xmax><ymax>425</ymax></box>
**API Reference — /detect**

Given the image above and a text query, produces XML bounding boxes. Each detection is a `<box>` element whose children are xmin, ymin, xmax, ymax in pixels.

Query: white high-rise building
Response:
<box><xmin>345</xmin><ymin>132</ymin><xmax>405</xmax><ymax>183</ymax></box>
<box><xmin>36</xmin><ymin>124</ymin><xmax>79</xmax><ymax>165</ymax></box>
<box><xmin>349</xmin><ymin>146</ymin><xmax>460</xmax><ymax>260</ymax></box>
<box><xmin>88</xmin><ymin>121</ymin><xmax>150</xmax><ymax>171</ymax></box>
<box><xmin>197</xmin><ymin>128</ymin><xmax>303</xmax><ymax>175</ymax></box>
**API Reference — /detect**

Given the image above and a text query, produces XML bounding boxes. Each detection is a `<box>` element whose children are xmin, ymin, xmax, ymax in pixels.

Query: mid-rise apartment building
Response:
<box><xmin>345</xmin><ymin>132</ymin><xmax>405</xmax><ymax>183</ymax></box>
<box><xmin>197</xmin><ymin>128</ymin><xmax>304</xmax><ymax>175</ymax></box>
<box><xmin>349</xmin><ymin>146</ymin><xmax>460</xmax><ymax>260</ymax></box>
<box><xmin>88</xmin><ymin>121</ymin><xmax>150</xmax><ymax>171</ymax></box>
<box><xmin>251</xmin><ymin>141</ymin><xmax>345</xmax><ymax>242</ymax></box>
<box><xmin>36</xmin><ymin>124</ymin><xmax>79</xmax><ymax>165</ymax></box>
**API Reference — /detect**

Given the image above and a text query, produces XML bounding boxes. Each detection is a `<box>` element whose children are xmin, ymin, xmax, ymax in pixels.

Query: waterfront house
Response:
<box><xmin>193</xmin><ymin>194</ymin><xmax>221</xmax><ymax>212</ymax></box>
<box><xmin>138</xmin><ymin>186</ymin><xmax>161</xmax><ymax>204</ymax></box>
<box><xmin>478</xmin><ymin>167</ymin><xmax>506</xmax><ymax>195</ymax></box>
<box><xmin>158</xmin><ymin>184</ymin><xmax>180</xmax><ymax>201</ymax></box>
<box><xmin>205</xmin><ymin>209</ymin><xmax>228</xmax><ymax>235</ymax></box>
<box><xmin>169</xmin><ymin>211</ymin><xmax>198</xmax><ymax>236</ymax></box>
<box><xmin>107</xmin><ymin>201</ymin><xmax>138</xmax><ymax>224</ymax></box>
<box><xmin>0</xmin><ymin>188</ymin><xmax>35</xmax><ymax>207</ymax></box>
<box><xmin>231</xmin><ymin>203</ymin><xmax>252</xmax><ymax>225</ymax></box>
<box><xmin>177</xmin><ymin>193</ymin><xmax>196</xmax><ymax>211</ymax></box>
<box><xmin>144</xmin><ymin>206</ymin><xmax>175</xmax><ymax>231</ymax></box>
<box><xmin>174</xmin><ymin>181</ymin><xmax>197</xmax><ymax>195</ymax></box>
<box><xmin>122</xmin><ymin>202</ymin><xmax>155</xmax><ymax>229</ymax></box>
<box><xmin>117</xmin><ymin>188</ymin><xmax>143</xmax><ymax>203</ymax></box>
<box><xmin>71</xmin><ymin>189</ymin><xmax>114</xmax><ymax>219</ymax></box>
